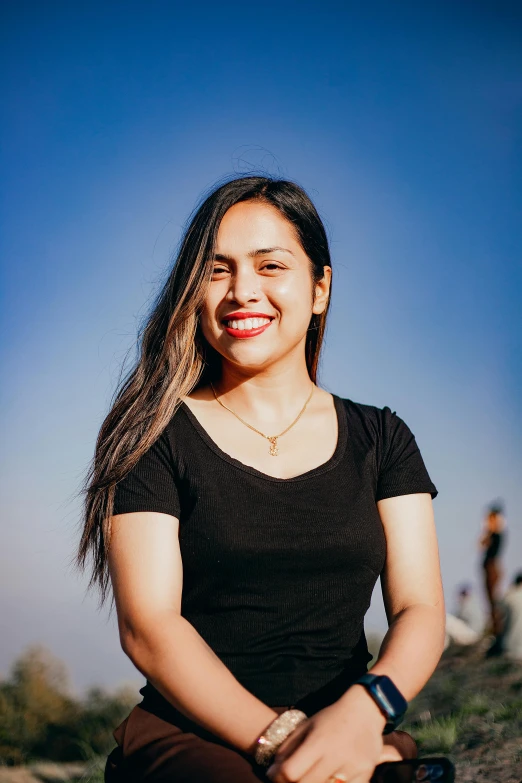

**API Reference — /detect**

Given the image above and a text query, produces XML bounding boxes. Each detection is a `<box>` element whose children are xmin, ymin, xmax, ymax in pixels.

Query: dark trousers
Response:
<box><xmin>105</xmin><ymin>703</ymin><xmax>289</xmax><ymax>782</ymax></box>
<box><xmin>484</xmin><ymin>557</ymin><xmax>503</xmax><ymax>635</ymax></box>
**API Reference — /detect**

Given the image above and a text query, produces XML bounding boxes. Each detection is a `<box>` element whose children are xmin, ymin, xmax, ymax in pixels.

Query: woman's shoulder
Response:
<box><xmin>149</xmin><ymin>398</ymin><xmax>198</xmax><ymax>456</ymax></box>
<box><xmin>335</xmin><ymin>395</ymin><xmax>423</xmax><ymax>456</ymax></box>
<box><xmin>335</xmin><ymin>394</ymin><xmax>400</xmax><ymax>437</ymax></box>
<box><xmin>335</xmin><ymin>394</ymin><xmax>438</xmax><ymax>499</ymax></box>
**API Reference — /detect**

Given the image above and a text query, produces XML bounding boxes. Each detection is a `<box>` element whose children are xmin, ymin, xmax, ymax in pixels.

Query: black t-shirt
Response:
<box><xmin>113</xmin><ymin>394</ymin><xmax>437</xmax><ymax>715</ymax></box>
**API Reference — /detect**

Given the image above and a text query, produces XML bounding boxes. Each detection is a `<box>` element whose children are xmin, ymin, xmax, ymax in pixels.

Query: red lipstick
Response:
<box><xmin>222</xmin><ymin>311</ymin><xmax>274</xmax><ymax>321</ymax></box>
<box><xmin>221</xmin><ymin>312</ymin><xmax>274</xmax><ymax>339</ymax></box>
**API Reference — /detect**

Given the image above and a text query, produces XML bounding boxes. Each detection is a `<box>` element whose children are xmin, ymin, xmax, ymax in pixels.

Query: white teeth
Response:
<box><xmin>225</xmin><ymin>317</ymin><xmax>271</xmax><ymax>330</ymax></box>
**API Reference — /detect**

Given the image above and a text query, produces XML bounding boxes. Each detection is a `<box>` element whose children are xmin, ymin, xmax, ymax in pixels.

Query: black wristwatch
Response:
<box><xmin>354</xmin><ymin>674</ymin><xmax>408</xmax><ymax>734</ymax></box>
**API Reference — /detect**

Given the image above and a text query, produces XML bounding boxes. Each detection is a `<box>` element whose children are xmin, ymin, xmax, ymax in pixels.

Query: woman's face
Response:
<box><xmin>199</xmin><ymin>201</ymin><xmax>331</xmax><ymax>374</ymax></box>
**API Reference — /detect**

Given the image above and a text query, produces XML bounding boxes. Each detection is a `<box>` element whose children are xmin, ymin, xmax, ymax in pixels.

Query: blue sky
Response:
<box><xmin>1</xmin><ymin>1</ymin><xmax>521</xmax><ymax>693</ymax></box>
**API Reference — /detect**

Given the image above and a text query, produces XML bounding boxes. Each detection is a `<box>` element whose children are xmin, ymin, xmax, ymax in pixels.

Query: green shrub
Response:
<box><xmin>0</xmin><ymin>646</ymin><xmax>137</xmax><ymax>765</ymax></box>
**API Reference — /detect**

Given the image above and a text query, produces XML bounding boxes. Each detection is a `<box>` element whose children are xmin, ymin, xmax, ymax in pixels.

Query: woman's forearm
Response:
<box><xmin>340</xmin><ymin>603</ymin><xmax>446</xmax><ymax>711</ymax></box>
<box><xmin>371</xmin><ymin>603</ymin><xmax>445</xmax><ymax>698</ymax></box>
<box><xmin>121</xmin><ymin>611</ymin><xmax>278</xmax><ymax>755</ymax></box>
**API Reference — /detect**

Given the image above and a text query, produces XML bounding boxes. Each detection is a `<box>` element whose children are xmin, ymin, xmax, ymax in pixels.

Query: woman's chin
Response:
<box><xmin>214</xmin><ymin>339</ymin><xmax>279</xmax><ymax>366</ymax></box>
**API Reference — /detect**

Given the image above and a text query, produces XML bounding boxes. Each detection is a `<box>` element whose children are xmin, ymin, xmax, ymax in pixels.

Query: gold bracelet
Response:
<box><xmin>254</xmin><ymin>708</ymin><xmax>308</xmax><ymax>767</ymax></box>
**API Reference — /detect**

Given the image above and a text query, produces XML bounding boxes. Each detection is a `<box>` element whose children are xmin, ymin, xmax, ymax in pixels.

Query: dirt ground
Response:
<box><xmin>1</xmin><ymin>642</ymin><xmax>520</xmax><ymax>782</ymax></box>
<box><xmin>403</xmin><ymin>640</ymin><xmax>522</xmax><ymax>783</ymax></box>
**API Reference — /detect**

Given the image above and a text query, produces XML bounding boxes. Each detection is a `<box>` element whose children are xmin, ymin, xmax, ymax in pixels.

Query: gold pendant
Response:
<box><xmin>268</xmin><ymin>437</ymin><xmax>278</xmax><ymax>456</ymax></box>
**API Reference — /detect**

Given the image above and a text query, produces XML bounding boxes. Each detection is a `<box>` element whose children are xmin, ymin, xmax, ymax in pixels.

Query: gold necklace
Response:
<box><xmin>210</xmin><ymin>382</ymin><xmax>315</xmax><ymax>456</ymax></box>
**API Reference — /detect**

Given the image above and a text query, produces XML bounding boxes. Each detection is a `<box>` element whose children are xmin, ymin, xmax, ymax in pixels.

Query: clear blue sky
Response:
<box><xmin>1</xmin><ymin>1</ymin><xmax>521</xmax><ymax>693</ymax></box>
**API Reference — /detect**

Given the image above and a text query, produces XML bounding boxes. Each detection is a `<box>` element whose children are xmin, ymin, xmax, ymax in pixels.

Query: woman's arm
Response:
<box><xmin>479</xmin><ymin>528</ymin><xmax>491</xmax><ymax>549</ymax></box>
<box><xmin>267</xmin><ymin>493</ymin><xmax>445</xmax><ymax>783</ymax></box>
<box><xmin>353</xmin><ymin>491</ymin><xmax>446</xmax><ymax>700</ymax></box>
<box><xmin>109</xmin><ymin>511</ymin><xmax>278</xmax><ymax>755</ymax></box>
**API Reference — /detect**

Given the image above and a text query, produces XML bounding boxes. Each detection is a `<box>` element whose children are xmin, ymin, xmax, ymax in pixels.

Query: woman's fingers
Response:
<box><xmin>267</xmin><ymin>707</ymin><xmax>419</xmax><ymax>782</ymax></box>
<box><xmin>266</xmin><ymin>746</ymin><xmax>316</xmax><ymax>782</ymax></box>
<box><xmin>271</xmin><ymin>720</ymin><xmax>311</xmax><ymax>763</ymax></box>
<box><xmin>297</xmin><ymin>757</ymin><xmax>375</xmax><ymax>783</ymax></box>
<box><xmin>268</xmin><ymin>746</ymin><xmax>376</xmax><ymax>783</ymax></box>
<box><xmin>377</xmin><ymin>742</ymin><xmax>403</xmax><ymax>764</ymax></box>
<box><xmin>380</xmin><ymin>730</ymin><xmax>417</xmax><ymax>762</ymax></box>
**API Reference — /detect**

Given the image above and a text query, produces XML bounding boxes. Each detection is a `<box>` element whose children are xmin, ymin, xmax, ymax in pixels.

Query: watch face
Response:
<box><xmin>373</xmin><ymin>676</ymin><xmax>407</xmax><ymax>718</ymax></box>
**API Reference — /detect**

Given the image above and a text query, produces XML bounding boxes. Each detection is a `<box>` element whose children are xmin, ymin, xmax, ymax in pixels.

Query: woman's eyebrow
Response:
<box><xmin>249</xmin><ymin>246</ymin><xmax>294</xmax><ymax>257</ymax></box>
<box><xmin>214</xmin><ymin>247</ymin><xmax>294</xmax><ymax>261</ymax></box>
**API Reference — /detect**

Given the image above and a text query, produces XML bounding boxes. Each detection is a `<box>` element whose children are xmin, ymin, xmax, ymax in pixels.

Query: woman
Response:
<box><xmin>77</xmin><ymin>176</ymin><xmax>446</xmax><ymax>783</ymax></box>
<box><xmin>479</xmin><ymin>502</ymin><xmax>506</xmax><ymax>653</ymax></box>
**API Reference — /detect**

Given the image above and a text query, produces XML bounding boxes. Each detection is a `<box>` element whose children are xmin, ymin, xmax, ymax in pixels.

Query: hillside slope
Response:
<box><xmin>403</xmin><ymin>641</ymin><xmax>522</xmax><ymax>783</ymax></box>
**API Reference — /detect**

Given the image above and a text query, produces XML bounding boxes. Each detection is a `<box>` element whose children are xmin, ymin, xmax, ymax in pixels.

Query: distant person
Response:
<box><xmin>501</xmin><ymin>572</ymin><xmax>522</xmax><ymax>661</ymax></box>
<box><xmin>479</xmin><ymin>502</ymin><xmax>506</xmax><ymax>655</ymax></box>
<box><xmin>455</xmin><ymin>584</ymin><xmax>484</xmax><ymax>636</ymax></box>
<box><xmin>76</xmin><ymin>176</ymin><xmax>445</xmax><ymax>783</ymax></box>
<box><xmin>444</xmin><ymin>615</ymin><xmax>479</xmax><ymax>649</ymax></box>
<box><xmin>444</xmin><ymin>585</ymin><xmax>483</xmax><ymax>649</ymax></box>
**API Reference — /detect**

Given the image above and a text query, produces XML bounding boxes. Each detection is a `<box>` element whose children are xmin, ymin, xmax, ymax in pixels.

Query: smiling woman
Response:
<box><xmin>202</xmin><ymin>201</ymin><xmax>330</xmax><ymax>368</ymax></box>
<box><xmin>76</xmin><ymin>176</ymin><xmax>445</xmax><ymax>783</ymax></box>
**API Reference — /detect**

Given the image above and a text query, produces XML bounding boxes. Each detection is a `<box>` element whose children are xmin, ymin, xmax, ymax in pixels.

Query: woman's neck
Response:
<box><xmin>211</xmin><ymin>363</ymin><xmax>317</xmax><ymax>424</ymax></box>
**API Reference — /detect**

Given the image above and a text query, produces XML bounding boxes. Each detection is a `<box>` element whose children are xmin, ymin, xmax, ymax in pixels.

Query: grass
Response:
<box><xmin>400</xmin><ymin>641</ymin><xmax>522</xmax><ymax>782</ymax></box>
<box><xmin>459</xmin><ymin>692</ymin><xmax>491</xmax><ymax>716</ymax></box>
<box><xmin>79</xmin><ymin>760</ymin><xmax>105</xmax><ymax>783</ymax></box>
<box><xmin>409</xmin><ymin>715</ymin><xmax>460</xmax><ymax>753</ymax></box>
<box><xmin>2</xmin><ymin>642</ymin><xmax>521</xmax><ymax>783</ymax></box>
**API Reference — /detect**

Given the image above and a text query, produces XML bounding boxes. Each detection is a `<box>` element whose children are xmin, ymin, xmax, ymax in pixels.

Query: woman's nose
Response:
<box><xmin>226</xmin><ymin>270</ymin><xmax>262</xmax><ymax>304</ymax></box>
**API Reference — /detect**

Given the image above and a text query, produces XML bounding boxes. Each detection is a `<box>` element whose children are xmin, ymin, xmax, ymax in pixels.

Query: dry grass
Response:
<box><xmin>1</xmin><ymin>641</ymin><xmax>521</xmax><ymax>782</ymax></box>
<box><xmin>402</xmin><ymin>640</ymin><xmax>522</xmax><ymax>783</ymax></box>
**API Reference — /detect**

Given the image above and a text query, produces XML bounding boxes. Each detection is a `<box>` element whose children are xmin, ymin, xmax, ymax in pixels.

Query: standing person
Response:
<box><xmin>77</xmin><ymin>176</ymin><xmax>446</xmax><ymax>783</ymax></box>
<box><xmin>479</xmin><ymin>502</ymin><xmax>506</xmax><ymax>655</ymax></box>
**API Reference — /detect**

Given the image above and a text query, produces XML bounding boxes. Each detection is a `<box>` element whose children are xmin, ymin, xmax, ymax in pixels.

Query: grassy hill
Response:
<box><xmin>1</xmin><ymin>641</ymin><xmax>521</xmax><ymax>782</ymax></box>
<box><xmin>403</xmin><ymin>640</ymin><xmax>522</xmax><ymax>783</ymax></box>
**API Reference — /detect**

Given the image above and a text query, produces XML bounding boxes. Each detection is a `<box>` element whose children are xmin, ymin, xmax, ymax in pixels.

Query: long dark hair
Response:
<box><xmin>76</xmin><ymin>175</ymin><xmax>333</xmax><ymax>603</ymax></box>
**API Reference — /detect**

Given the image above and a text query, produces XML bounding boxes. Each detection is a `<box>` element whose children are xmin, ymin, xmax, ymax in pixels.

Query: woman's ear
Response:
<box><xmin>312</xmin><ymin>265</ymin><xmax>332</xmax><ymax>315</ymax></box>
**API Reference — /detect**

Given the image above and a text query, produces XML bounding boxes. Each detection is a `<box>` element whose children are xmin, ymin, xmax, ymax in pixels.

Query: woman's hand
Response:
<box><xmin>265</xmin><ymin>686</ymin><xmax>415</xmax><ymax>783</ymax></box>
<box><xmin>381</xmin><ymin>730</ymin><xmax>417</xmax><ymax>762</ymax></box>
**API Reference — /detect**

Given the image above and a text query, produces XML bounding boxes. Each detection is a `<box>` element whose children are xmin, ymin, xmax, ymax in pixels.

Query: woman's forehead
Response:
<box><xmin>216</xmin><ymin>201</ymin><xmax>301</xmax><ymax>253</ymax></box>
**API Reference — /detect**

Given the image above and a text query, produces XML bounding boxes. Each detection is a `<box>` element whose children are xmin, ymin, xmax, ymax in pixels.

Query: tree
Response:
<box><xmin>0</xmin><ymin>645</ymin><xmax>138</xmax><ymax>764</ymax></box>
<box><xmin>0</xmin><ymin>645</ymin><xmax>74</xmax><ymax>763</ymax></box>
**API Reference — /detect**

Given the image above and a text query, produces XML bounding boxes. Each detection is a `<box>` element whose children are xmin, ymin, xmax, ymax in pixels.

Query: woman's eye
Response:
<box><xmin>211</xmin><ymin>263</ymin><xmax>283</xmax><ymax>276</ymax></box>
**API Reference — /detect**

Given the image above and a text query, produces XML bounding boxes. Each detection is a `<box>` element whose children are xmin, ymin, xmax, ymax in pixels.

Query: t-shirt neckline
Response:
<box><xmin>179</xmin><ymin>392</ymin><xmax>348</xmax><ymax>483</ymax></box>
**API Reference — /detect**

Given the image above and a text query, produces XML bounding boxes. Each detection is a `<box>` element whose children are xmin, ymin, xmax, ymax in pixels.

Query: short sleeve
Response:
<box><xmin>376</xmin><ymin>407</ymin><xmax>438</xmax><ymax>501</ymax></box>
<box><xmin>113</xmin><ymin>428</ymin><xmax>181</xmax><ymax>518</ymax></box>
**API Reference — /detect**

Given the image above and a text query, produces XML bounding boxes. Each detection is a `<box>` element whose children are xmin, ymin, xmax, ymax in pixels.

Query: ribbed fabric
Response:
<box><xmin>113</xmin><ymin>394</ymin><xmax>437</xmax><ymax>715</ymax></box>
